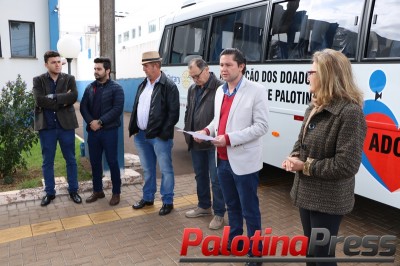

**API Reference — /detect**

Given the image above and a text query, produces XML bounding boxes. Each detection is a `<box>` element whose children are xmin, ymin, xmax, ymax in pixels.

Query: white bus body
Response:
<box><xmin>159</xmin><ymin>0</ymin><xmax>400</xmax><ymax>209</ymax></box>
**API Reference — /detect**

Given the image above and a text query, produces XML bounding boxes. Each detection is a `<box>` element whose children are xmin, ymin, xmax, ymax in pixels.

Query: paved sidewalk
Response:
<box><xmin>0</xmin><ymin>168</ymin><xmax>399</xmax><ymax>265</ymax></box>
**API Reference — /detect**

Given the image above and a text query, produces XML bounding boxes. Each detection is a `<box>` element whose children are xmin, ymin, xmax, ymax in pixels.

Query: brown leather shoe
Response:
<box><xmin>109</xmin><ymin>194</ymin><xmax>120</xmax><ymax>206</ymax></box>
<box><xmin>85</xmin><ymin>191</ymin><xmax>105</xmax><ymax>203</ymax></box>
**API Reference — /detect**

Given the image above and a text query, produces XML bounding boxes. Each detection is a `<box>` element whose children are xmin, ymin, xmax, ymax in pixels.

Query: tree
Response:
<box><xmin>0</xmin><ymin>75</ymin><xmax>38</xmax><ymax>184</ymax></box>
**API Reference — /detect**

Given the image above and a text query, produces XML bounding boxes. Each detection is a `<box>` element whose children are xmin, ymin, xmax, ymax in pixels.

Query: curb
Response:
<box><xmin>0</xmin><ymin>153</ymin><xmax>143</xmax><ymax>206</ymax></box>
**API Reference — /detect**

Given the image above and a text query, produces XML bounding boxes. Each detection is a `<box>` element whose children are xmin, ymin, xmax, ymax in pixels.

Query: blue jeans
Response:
<box><xmin>299</xmin><ymin>208</ymin><xmax>343</xmax><ymax>266</ymax></box>
<box><xmin>39</xmin><ymin>128</ymin><xmax>78</xmax><ymax>195</ymax></box>
<box><xmin>87</xmin><ymin>128</ymin><xmax>121</xmax><ymax>194</ymax></box>
<box><xmin>217</xmin><ymin>159</ymin><xmax>262</xmax><ymax>255</ymax></box>
<box><xmin>134</xmin><ymin>130</ymin><xmax>175</xmax><ymax>204</ymax></box>
<box><xmin>191</xmin><ymin>149</ymin><xmax>225</xmax><ymax>217</ymax></box>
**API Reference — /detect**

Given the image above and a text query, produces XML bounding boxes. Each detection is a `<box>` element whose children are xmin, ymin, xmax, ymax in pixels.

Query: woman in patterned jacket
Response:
<box><xmin>282</xmin><ymin>49</ymin><xmax>367</xmax><ymax>266</ymax></box>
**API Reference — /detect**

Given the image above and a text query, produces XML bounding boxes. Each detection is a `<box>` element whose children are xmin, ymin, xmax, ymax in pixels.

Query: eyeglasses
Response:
<box><xmin>190</xmin><ymin>68</ymin><xmax>205</xmax><ymax>80</ymax></box>
<box><xmin>307</xmin><ymin>70</ymin><xmax>317</xmax><ymax>76</ymax></box>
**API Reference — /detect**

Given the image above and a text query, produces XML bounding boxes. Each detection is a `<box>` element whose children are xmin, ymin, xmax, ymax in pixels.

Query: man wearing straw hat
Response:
<box><xmin>129</xmin><ymin>51</ymin><xmax>180</xmax><ymax>216</ymax></box>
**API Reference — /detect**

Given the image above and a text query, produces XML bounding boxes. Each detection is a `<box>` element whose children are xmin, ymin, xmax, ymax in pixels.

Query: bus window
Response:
<box><xmin>209</xmin><ymin>5</ymin><xmax>267</xmax><ymax>63</ymax></box>
<box><xmin>159</xmin><ymin>26</ymin><xmax>171</xmax><ymax>65</ymax></box>
<box><xmin>267</xmin><ymin>0</ymin><xmax>363</xmax><ymax>60</ymax></box>
<box><xmin>170</xmin><ymin>19</ymin><xmax>208</xmax><ymax>64</ymax></box>
<box><xmin>366</xmin><ymin>0</ymin><xmax>400</xmax><ymax>58</ymax></box>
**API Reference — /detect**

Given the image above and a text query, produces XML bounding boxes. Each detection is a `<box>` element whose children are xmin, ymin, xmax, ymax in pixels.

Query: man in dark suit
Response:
<box><xmin>33</xmin><ymin>50</ymin><xmax>82</xmax><ymax>206</ymax></box>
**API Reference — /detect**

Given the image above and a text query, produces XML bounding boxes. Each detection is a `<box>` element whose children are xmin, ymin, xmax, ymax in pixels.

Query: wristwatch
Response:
<box><xmin>303</xmin><ymin>157</ymin><xmax>314</xmax><ymax>176</ymax></box>
<box><xmin>98</xmin><ymin>119</ymin><xmax>103</xmax><ymax>126</ymax></box>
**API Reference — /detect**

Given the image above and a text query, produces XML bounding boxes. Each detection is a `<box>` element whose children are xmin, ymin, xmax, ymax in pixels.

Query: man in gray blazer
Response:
<box><xmin>198</xmin><ymin>48</ymin><xmax>269</xmax><ymax>265</ymax></box>
<box><xmin>33</xmin><ymin>50</ymin><xmax>82</xmax><ymax>207</ymax></box>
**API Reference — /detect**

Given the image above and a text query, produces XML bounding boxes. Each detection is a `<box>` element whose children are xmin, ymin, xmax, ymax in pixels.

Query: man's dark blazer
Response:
<box><xmin>32</xmin><ymin>72</ymin><xmax>79</xmax><ymax>131</ymax></box>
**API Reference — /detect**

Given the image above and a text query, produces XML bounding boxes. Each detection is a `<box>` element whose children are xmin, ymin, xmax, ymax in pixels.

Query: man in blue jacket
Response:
<box><xmin>80</xmin><ymin>57</ymin><xmax>125</xmax><ymax>206</ymax></box>
<box><xmin>129</xmin><ymin>51</ymin><xmax>179</xmax><ymax>216</ymax></box>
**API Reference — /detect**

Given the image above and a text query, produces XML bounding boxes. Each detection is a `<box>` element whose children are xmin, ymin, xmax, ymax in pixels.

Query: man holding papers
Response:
<box><xmin>183</xmin><ymin>58</ymin><xmax>226</xmax><ymax>230</ymax></box>
<box><xmin>197</xmin><ymin>48</ymin><xmax>269</xmax><ymax>265</ymax></box>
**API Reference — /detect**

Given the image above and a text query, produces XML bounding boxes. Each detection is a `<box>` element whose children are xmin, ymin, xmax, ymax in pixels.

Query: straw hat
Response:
<box><xmin>142</xmin><ymin>51</ymin><xmax>162</xmax><ymax>65</ymax></box>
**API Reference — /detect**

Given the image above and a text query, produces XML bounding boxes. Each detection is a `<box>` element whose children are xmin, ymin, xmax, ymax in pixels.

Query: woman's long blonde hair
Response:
<box><xmin>312</xmin><ymin>49</ymin><xmax>363</xmax><ymax>107</ymax></box>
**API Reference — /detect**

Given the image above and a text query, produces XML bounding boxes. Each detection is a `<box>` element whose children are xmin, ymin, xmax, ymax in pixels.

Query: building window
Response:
<box><xmin>132</xmin><ymin>29</ymin><xmax>136</xmax><ymax>39</ymax></box>
<box><xmin>139</xmin><ymin>26</ymin><xmax>141</xmax><ymax>37</ymax></box>
<box><xmin>171</xmin><ymin>19</ymin><xmax>209</xmax><ymax>64</ymax></box>
<box><xmin>123</xmin><ymin>31</ymin><xmax>129</xmax><ymax>41</ymax></box>
<box><xmin>159</xmin><ymin>16</ymin><xmax>166</xmax><ymax>32</ymax></box>
<box><xmin>210</xmin><ymin>6</ymin><xmax>266</xmax><ymax>63</ymax></box>
<box><xmin>118</xmin><ymin>34</ymin><xmax>122</xmax><ymax>43</ymax></box>
<box><xmin>9</xmin><ymin>20</ymin><xmax>36</xmax><ymax>58</ymax></box>
<box><xmin>148</xmin><ymin>20</ymin><xmax>156</xmax><ymax>33</ymax></box>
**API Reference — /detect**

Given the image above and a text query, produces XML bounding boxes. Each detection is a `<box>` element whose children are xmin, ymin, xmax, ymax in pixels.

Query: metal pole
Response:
<box><xmin>98</xmin><ymin>0</ymin><xmax>124</xmax><ymax>177</ymax></box>
<box><xmin>99</xmin><ymin>0</ymin><xmax>116</xmax><ymax>79</ymax></box>
<box><xmin>66</xmin><ymin>58</ymin><xmax>72</xmax><ymax>75</ymax></box>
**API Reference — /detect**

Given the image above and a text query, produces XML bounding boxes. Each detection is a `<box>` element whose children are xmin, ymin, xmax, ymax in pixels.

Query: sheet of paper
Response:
<box><xmin>177</xmin><ymin>129</ymin><xmax>215</xmax><ymax>141</ymax></box>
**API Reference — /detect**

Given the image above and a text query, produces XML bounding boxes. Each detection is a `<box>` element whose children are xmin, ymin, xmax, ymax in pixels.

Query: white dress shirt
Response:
<box><xmin>136</xmin><ymin>76</ymin><xmax>160</xmax><ymax>130</ymax></box>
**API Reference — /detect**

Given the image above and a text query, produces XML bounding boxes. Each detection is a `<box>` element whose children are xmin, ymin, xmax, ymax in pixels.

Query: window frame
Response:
<box><xmin>208</xmin><ymin>4</ymin><xmax>267</xmax><ymax>63</ymax></box>
<box><xmin>364</xmin><ymin>0</ymin><xmax>400</xmax><ymax>60</ymax></box>
<box><xmin>148</xmin><ymin>20</ymin><xmax>157</xmax><ymax>33</ymax></box>
<box><xmin>169</xmin><ymin>18</ymin><xmax>209</xmax><ymax>64</ymax></box>
<box><xmin>123</xmin><ymin>31</ymin><xmax>129</xmax><ymax>41</ymax></box>
<box><xmin>159</xmin><ymin>26</ymin><xmax>172</xmax><ymax>65</ymax></box>
<box><xmin>266</xmin><ymin>0</ymin><xmax>364</xmax><ymax>62</ymax></box>
<box><xmin>9</xmin><ymin>20</ymin><xmax>36</xmax><ymax>58</ymax></box>
<box><xmin>132</xmin><ymin>28</ymin><xmax>136</xmax><ymax>39</ymax></box>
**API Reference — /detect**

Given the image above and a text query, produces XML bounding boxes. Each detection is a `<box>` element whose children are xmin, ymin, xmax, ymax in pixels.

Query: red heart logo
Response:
<box><xmin>363</xmin><ymin>113</ymin><xmax>400</xmax><ymax>192</ymax></box>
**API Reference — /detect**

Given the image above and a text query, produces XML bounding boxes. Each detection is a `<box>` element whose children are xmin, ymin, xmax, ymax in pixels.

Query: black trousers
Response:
<box><xmin>299</xmin><ymin>208</ymin><xmax>343</xmax><ymax>266</ymax></box>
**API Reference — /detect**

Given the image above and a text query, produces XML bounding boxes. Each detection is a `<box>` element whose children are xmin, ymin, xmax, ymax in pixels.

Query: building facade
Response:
<box><xmin>0</xmin><ymin>0</ymin><xmax>59</xmax><ymax>90</ymax></box>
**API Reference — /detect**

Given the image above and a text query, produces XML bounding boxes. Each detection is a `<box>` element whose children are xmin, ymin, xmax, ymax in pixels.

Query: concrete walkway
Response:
<box><xmin>0</xmin><ymin>153</ymin><xmax>142</xmax><ymax>206</ymax></box>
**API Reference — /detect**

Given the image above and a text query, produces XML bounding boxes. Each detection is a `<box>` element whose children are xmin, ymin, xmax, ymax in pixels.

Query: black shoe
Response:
<box><xmin>159</xmin><ymin>203</ymin><xmax>173</xmax><ymax>216</ymax></box>
<box><xmin>244</xmin><ymin>262</ymin><xmax>263</xmax><ymax>266</ymax></box>
<box><xmin>245</xmin><ymin>256</ymin><xmax>263</xmax><ymax>266</ymax></box>
<box><xmin>69</xmin><ymin>192</ymin><xmax>82</xmax><ymax>204</ymax></box>
<box><xmin>132</xmin><ymin>199</ymin><xmax>154</xmax><ymax>209</ymax></box>
<box><xmin>41</xmin><ymin>194</ymin><xmax>56</xmax><ymax>206</ymax></box>
<box><xmin>208</xmin><ymin>245</ymin><xmax>231</xmax><ymax>255</ymax></box>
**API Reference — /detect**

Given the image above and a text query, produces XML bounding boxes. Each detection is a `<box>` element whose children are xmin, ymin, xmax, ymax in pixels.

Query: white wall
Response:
<box><xmin>0</xmin><ymin>0</ymin><xmax>50</xmax><ymax>90</ymax></box>
<box><xmin>114</xmin><ymin>2</ymin><xmax>180</xmax><ymax>79</ymax></box>
<box><xmin>75</xmin><ymin>49</ymin><xmax>96</xmax><ymax>81</ymax></box>
<box><xmin>116</xmin><ymin>40</ymin><xmax>159</xmax><ymax>79</ymax></box>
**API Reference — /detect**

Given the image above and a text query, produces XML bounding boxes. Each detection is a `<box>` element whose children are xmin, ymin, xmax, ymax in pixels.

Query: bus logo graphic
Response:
<box><xmin>362</xmin><ymin>70</ymin><xmax>400</xmax><ymax>192</ymax></box>
<box><xmin>181</xmin><ymin>70</ymin><xmax>192</xmax><ymax>90</ymax></box>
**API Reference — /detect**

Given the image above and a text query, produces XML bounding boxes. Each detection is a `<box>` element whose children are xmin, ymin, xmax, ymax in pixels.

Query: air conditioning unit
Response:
<box><xmin>87</xmin><ymin>25</ymin><xmax>99</xmax><ymax>33</ymax></box>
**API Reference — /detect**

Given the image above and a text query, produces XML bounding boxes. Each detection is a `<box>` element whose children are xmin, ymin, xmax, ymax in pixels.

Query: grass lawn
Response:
<box><xmin>0</xmin><ymin>137</ymin><xmax>92</xmax><ymax>191</ymax></box>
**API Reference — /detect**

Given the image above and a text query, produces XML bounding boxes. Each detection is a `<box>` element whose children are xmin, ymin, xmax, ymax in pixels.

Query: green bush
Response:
<box><xmin>0</xmin><ymin>75</ymin><xmax>38</xmax><ymax>183</ymax></box>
